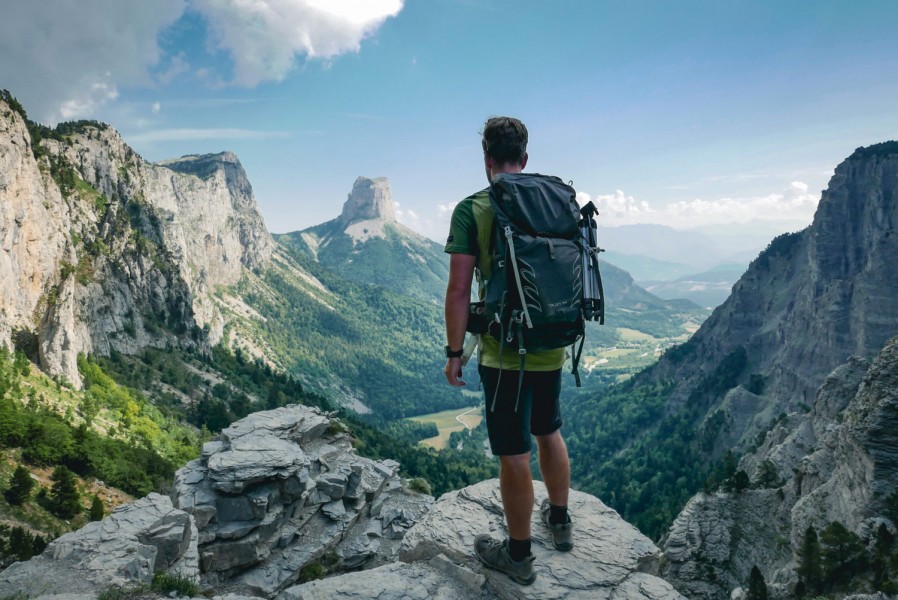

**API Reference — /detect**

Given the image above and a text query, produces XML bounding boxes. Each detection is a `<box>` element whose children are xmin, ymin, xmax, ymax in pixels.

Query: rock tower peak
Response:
<box><xmin>339</xmin><ymin>176</ymin><xmax>395</xmax><ymax>225</ymax></box>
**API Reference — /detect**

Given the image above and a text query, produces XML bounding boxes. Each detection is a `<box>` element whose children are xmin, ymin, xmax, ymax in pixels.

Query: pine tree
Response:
<box><xmin>746</xmin><ymin>565</ymin><xmax>769</xmax><ymax>600</ymax></box>
<box><xmin>49</xmin><ymin>466</ymin><xmax>81</xmax><ymax>520</ymax></box>
<box><xmin>4</xmin><ymin>465</ymin><xmax>35</xmax><ymax>505</ymax></box>
<box><xmin>8</xmin><ymin>526</ymin><xmax>34</xmax><ymax>560</ymax></box>
<box><xmin>89</xmin><ymin>494</ymin><xmax>105</xmax><ymax>521</ymax></box>
<box><xmin>732</xmin><ymin>470</ymin><xmax>750</xmax><ymax>493</ymax></box>
<box><xmin>795</xmin><ymin>525</ymin><xmax>823</xmax><ymax>596</ymax></box>
<box><xmin>872</xmin><ymin>523</ymin><xmax>896</xmax><ymax>591</ymax></box>
<box><xmin>820</xmin><ymin>521</ymin><xmax>867</xmax><ymax>591</ymax></box>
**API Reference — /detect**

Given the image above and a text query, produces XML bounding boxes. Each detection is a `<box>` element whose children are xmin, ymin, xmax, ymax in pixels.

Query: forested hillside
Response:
<box><xmin>561</xmin><ymin>141</ymin><xmax>898</xmax><ymax>545</ymax></box>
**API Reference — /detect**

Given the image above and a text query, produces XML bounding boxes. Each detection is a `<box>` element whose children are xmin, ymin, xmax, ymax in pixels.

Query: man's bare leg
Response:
<box><xmin>499</xmin><ymin>452</ymin><xmax>534</xmax><ymax>540</ymax></box>
<box><xmin>535</xmin><ymin>430</ymin><xmax>569</xmax><ymax>506</ymax></box>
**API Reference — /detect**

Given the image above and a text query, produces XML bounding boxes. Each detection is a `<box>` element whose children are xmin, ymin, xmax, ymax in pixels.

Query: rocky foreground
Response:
<box><xmin>0</xmin><ymin>405</ymin><xmax>683</xmax><ymax>599</ymax></box>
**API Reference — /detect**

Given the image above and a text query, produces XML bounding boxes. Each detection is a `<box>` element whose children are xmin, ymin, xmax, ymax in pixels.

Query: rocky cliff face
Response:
<box><xmin>0</xmin><ymin>405</ymin><xmax>686</xmax><ymax>599</ymax></box>
<box><xmin>0</xmin><ymin>98</ymin><xmax>273</xmax><ymax>386</ymax></box>
<box><xmin>661</xmin><ymin>335</ymin><xmax>898</xmax><ymax>599</ymax></box>
<box><xmin>338</xmin><ymin>176</ymin><xmax>396</xmax><ymax>227</ymax></box>
<box><xmin>649</xmin><ymin>142</ymin><xmax>898</xmax><ymax>455</ymax></box>
<box><xmin>0</xmin><ymin>101</ymin><xmax>80</xmax><ymax>383</ymax></box>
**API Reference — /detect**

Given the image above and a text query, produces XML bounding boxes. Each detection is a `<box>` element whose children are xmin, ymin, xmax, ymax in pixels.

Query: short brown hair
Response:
<box><xmin>481</xmin><ymin>116</ymin><xmax>528</xmax><ymax>165</ymax></box>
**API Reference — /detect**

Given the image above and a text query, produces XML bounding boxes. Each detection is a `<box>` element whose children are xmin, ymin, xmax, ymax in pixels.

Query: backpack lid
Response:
<box><xmin>490</xmin><ymin>173</ymin><xmax>580</xmax><ymax>238</ymax></box>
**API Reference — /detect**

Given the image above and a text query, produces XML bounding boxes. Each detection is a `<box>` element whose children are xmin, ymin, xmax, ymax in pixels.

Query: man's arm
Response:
<box><xmin>444</xmin><ymin>253</ymin><xmax>476</xmax><ymax>386</ymax></box>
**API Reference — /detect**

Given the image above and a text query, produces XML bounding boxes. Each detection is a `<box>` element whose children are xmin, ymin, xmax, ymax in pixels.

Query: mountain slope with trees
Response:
<box><xmin>561</xmin><ymin>141</ymin><xmax>898</xmax><ymax>556</ymax></box>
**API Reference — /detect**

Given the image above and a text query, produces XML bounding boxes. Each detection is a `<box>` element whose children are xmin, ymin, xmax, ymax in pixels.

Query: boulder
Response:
<box><xmin>0</xmin><ymin>493</ymin><xmax>197</xmax><ymax>597</ymax></box>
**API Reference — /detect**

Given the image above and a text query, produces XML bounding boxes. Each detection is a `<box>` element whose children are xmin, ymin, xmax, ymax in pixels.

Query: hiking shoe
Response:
<box><xmin>474</xmin><ymin>534</ymin><xmax>536</xmax><ymax>585</ymax></box>
<box><xmin>540</xmin><ymin>499</ymin><xmax>573</xmax><ymax>551</ymax></box>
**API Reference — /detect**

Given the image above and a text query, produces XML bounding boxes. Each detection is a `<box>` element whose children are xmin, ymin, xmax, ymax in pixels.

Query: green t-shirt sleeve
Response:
<box><xmin>444</xmin><ymin>200</ymin><xmax>477</xmax><ymax>255</ymax></box>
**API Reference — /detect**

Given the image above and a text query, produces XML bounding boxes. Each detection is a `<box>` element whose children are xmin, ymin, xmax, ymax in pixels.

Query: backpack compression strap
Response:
<box><xmin>570</xmin><ymin>335</ymin><xmax>586</xmax><ymax>387</ymax></box>
<box><xmin>504</xmin><ymin>225</ymin><xmax>533</xmax><ymax>329</ymax></box>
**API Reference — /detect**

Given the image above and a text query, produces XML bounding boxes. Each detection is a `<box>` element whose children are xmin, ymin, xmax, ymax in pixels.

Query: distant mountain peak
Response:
<box><xmin>339</xmin><ymin>176</ymin><xmax>396</xmax><ymax>226</ymax></box>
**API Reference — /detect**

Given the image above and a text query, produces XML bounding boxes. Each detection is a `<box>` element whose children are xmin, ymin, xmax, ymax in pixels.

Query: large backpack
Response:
<box><xmin>469</xmin><ymin>173</ymin><xmax>604</xmax><ymax>403</ymax></box>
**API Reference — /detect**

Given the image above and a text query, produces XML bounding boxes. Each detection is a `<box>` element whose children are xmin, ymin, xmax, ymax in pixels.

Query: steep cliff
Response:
<box><xmin>0</xmin><ymin>96</ymin><xmax>273</xmax><ymax>387</ymax></box>
<box><xmin>661</xmin><ymin>336</ymin><xmax>898</xmax><ymax>598</ymax></box>
<box><xmin>560</xmin><ymin>141</ymin><xmax>898</xmax><ymax>553</ymax></box>
<box><xmin>655</xmin><ymin>142</ymin><xmax>898</xmax><ymax>450</ymax></box>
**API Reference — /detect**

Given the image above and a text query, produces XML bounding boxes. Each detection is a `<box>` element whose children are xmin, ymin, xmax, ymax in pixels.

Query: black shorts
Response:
<box><xmin>479</xmin><ymin>365</ymin><xmax>563</xmax><ymax>456</ymax></box>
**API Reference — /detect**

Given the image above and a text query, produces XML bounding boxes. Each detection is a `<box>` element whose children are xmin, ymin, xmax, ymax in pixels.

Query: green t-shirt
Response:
<box><xmin>444</xmin><ymin>189</ymin><xmax>565</xmax><ymax>371</ymax></box>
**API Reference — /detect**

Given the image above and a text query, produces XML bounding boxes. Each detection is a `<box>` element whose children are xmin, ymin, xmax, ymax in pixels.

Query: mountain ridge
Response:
<box><xmin>562</xmin><ymin>139</ymin><xmax>898</xmax><ymax>543</ymax></box>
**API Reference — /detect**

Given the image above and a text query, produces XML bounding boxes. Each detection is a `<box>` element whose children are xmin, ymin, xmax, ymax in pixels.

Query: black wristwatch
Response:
<box><xmin>445</xmin><ymin>345</ymin><xmax>464</xmax><ymax>358</ymax></box>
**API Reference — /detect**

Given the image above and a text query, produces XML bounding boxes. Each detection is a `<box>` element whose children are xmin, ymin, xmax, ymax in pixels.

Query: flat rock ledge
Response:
<box><xmin>278</xmin><ymin>479</ymin><xmax>685</xmax><ymax>600</ymax></box>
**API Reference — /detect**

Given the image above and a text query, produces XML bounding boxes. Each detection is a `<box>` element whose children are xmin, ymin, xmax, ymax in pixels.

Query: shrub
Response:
<box><xmin>408</xmin><ymin>477</ymin><xmax>432</xmax><ymax>495</ymax></box>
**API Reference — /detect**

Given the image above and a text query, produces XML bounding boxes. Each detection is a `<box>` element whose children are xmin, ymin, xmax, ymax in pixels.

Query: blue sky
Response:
<box><xmin>3</xmin><ymin>1</ymin><xmax>898</xmax><ymax>242</ymax></box>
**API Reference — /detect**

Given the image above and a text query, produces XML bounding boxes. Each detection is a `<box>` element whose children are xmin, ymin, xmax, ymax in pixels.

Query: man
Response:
<box><xmin>443</xmin><ymin>116</ymin><xmax>573</xmax><ymax>585</ymax></box>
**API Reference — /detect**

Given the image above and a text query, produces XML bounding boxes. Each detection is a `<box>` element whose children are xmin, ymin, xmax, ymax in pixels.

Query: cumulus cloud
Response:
<box><xmin>576</xmin><ymin>182</ymin><xmax>820</xmax><ymax>229</ymax></box>
<box><xmin>393</xmin><ymin>200</ymin><xmax>458</xmax><ymax>242</ymax></box>
<box><xmin>192</xmin><ymin>0</ymin><xmax>404</xmax><ymax>85</ymax></box>
<box><xmin>0</xmin><ymin>0</ymin><xmax>186</xmax><ymax>122</ymax></box>
<box><xmin>0</xmin><ymin>0</ymin><xmax>403</xmax><ymax>122</ymax></box>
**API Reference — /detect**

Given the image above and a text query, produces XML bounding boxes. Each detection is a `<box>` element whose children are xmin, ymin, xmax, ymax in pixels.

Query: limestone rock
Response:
<box><xmin>339</xmin><ymin>176</ymin><xmax>396</xmax><ymax>226</ymax></box>
<box><xmin>661</xmin><ymin>336</ymin><xmax>898</xmax><ymax>598</ymax></box>
<box><xmin>0</xmin><ymin>98</ymin><xmax>275</xmax><ymax>387</ymax></box>
<box><xmin>167</xmin><ymin>405</ymin><xmax>422</xmax><ymax>597</ymax></box>
<box><xmin>399</xmin><ymin>479</ymin><xmax>684</xmax><ymax>599</ymax></box>
<box><xmin>277</xmin><ymin>560</ymin><xmax>480</xmax><ymax>600</ymax></box>
<box><xmin>0</xmin><ymin>493</ymin><xmax>197</xmax><ymax>596</ymax></box>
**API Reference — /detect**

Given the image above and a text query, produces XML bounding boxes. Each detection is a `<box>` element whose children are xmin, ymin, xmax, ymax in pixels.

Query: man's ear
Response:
<box><xmin>484</xmin><ymin>152</ymin><xmax>493</xmax><ymax>169</ymax></box>
<box><xmin>520</xmin><ymin>153</ymin><xmax>528</xmax><ymax>170</ymax></box>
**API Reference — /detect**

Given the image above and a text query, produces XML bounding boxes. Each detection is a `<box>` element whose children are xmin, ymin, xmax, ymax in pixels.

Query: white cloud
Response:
<box><xmin>127</xmin><ymin>128</ymin><xmax>291</xmax><ymax>143</ymax></box>
<box><xmin>152</xmin><ymin>102</ymin><xmax>162</xmax><ymax>114</ymax></box>
<box><xmin>576</xmin><ymin>182</ymin><xmax>820</xmax><ymax>228</ymax></box>
<box><xmin>0</xmin><ymin>0</ymin><xmax>402</xmax><ymax>122</ymax></box>
<box><xmin>57</xmin><ymin>80</ymin><xmax>121</xmax><ymax>120</ymax></box>
<box><xmin>0</xmin><ymin>1</ymin><xmax>186</xmax><ymax>123</ymax></box>
<box><xmin>192</xmin><ymin>0</ymin><xmax>404</xmax><ymax>86</ymax></box>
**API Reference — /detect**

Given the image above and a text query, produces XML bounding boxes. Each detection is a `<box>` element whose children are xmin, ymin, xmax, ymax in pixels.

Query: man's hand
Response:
<box><xmin>445</xmin><ymin>357</ymin><xmax>466</xmax><ymax>386</ymax></box>
<box><xmin>444</xmin><ymin>253</ymin><xmax>476</xmax><ymax>387</ymax></box>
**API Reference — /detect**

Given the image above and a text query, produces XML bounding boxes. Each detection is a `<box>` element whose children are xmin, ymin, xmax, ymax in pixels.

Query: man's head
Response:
<box><xmin>481</xmin><ymin>116</ymin><xmax>528</xmax><ymax>181</ymax></box>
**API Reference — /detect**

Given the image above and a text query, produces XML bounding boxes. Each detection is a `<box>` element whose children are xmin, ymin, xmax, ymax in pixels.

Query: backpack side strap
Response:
<box><xmin>570</xmin><ymin>335</ymin><xmax>586</xmax><ymax>387</ymax></box>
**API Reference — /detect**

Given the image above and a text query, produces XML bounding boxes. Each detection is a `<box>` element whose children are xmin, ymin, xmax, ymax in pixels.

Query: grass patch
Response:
<box><xmin>617</xmin><ymin>327</ymin><xmax>658</xmax><ymax>342</ymax></box>
<box><xmin>408</xmin><ymin>405</ymin><xmax>482</xmax><ymax>450</ymax></box>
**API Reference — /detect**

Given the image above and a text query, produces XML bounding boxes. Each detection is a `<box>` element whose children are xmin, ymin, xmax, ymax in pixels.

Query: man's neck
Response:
<box><xmin>490</xmin><ymin>163</ymin><xmax>523</xmax><ymax>181</ymax></box>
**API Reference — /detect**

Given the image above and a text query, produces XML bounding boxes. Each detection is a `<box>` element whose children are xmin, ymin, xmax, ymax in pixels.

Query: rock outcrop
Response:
<box><xmin>170</xmin><ymin>405</ymin><xmax>428</xmax><ymax>598</ymax></box>
<box><xmin>661</xmin><ymin>336</ymin><xmax>898</xmax><ymax>598</ymax></box>
<box><xmin>338</xmin><ymin>176</ymin><xmax>396</xmax><ymax>227</ymax></box>
<box><xmin>0</xmin><ymin>97</ymin><xmax>273</xmax><ymax>386</ymax></box>
<box><xmin>0</xmin><ymin>405</ymin><xmax>685</xmax><ymax>599</ymax></box>
<box><xmin>0</xmin><ymin>493</ymin><xmax>198</xmax><ymax>596</ymax></box>
<box><xmin>280</xmin><ymin>478</ymin><xmax>685</xmax><ymax>599</ymax></box>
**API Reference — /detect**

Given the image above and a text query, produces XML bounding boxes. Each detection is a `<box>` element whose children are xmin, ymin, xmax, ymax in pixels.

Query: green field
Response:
<box><xmin>408</xmin><ymin>405</ymin><xmax>483</xmax><ymax>450</ymax></box>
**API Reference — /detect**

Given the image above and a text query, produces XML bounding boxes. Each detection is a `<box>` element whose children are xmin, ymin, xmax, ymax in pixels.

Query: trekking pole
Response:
<box><xmin>580</xmin><ymin>201</ymin><xmax>603</xmax><ymax>321</ymax></box>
